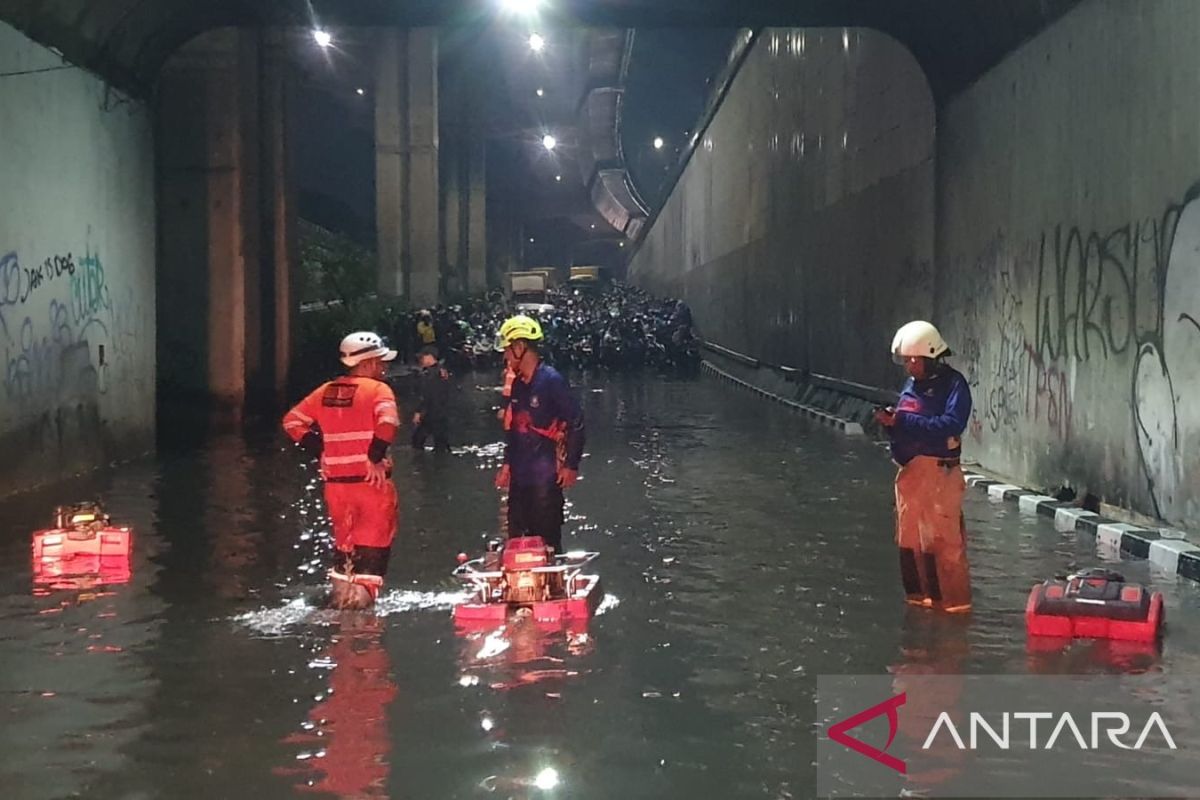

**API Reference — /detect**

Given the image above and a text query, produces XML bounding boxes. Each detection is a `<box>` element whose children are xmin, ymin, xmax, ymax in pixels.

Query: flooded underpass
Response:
<box><xmin>3</xmin><ymin>371</ymin><xmax>1200</xmax><ymax>799</ymax></box>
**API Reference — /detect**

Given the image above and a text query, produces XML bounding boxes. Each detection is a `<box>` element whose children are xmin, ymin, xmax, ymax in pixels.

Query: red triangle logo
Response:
<box><xmin>827</xmin><ymin>692</ymin><xmax>907</xmax><ymax>774</ymax></box>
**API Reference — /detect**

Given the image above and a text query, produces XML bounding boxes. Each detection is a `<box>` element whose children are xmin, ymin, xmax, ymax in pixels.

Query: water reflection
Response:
<box><xmin>0</xmin><ymin>463</ymin><xmax>163</xmax><ymax>800</ymax></box>
<box><xmin>278</xmin><ymin>614</ymin><xmax>398</xmax><ymax>798</ymax></box>
<box><xmin>890</xmin><ymin>611</ymin><xmax>971</xmax><ymax>794</ymax></box>
<box><xmin>1026</xmin><ymin>635</ymin><xmax>1165</xmax><ymax>674</ymax></box>
<box><xmin>456</xmin><ymin>617</ymin><xmax>595</xmax><ymax>692</ymax></box>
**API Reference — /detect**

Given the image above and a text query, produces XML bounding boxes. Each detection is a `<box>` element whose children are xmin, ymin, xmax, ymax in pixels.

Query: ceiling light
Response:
<box><xmin>653</xmin><ymin>136</ymin><xmax>664</xmax><ymax>150</ymax></box>
<box><xmin>541</xmin><ymin>134</ymin><xmax>557</xmax><ymax>151</ymax></box>
<box><xmin>356</xmin><ymin>87</ymin><xmax>365</xmax><ymax>96</ymax></box>
<box><xmin>312</xmin><ymin>30</ymin><xmax>332</xmax><ymax>48</ymax></box>
<box><xmin>528</xmin><ymin>33</ymin><xmax>545</xmax><ymax>52</ymax></box>
<box><xmin>536</xmin><ymin>88</ymin><xmax>545</xmax><ymax>97</ymax></box>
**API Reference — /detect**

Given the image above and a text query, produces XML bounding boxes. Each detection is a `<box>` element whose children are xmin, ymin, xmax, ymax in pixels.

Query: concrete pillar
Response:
<box><xmin>157</xmin><ymin>29</ymin><xmax>258</xmax><ymax>418</ymax></box>
<box><xmin>158</xmin><ymin>27</ymin><xmax>294</xmax><ymax>420</ymax></box>
<box><xmin>237</xmin><ymin>33</ymin><xmax>263</xmax><ymax>408</ymax></box>
<box><xmin>443</xmin><ymin>126</ymin><xmax>463</xmax><ymax>296</ymax></box>
<box><xmin>260</xmin><ymin>28</ymin><xmax>296</xmax><ymax>399</ymax></box>
<box><xmin>375</xmin><ymin>30</ymin><xmax>405</xmax><ymax>297</ymax></box>
<box><xmin>407</xmin><ymin>28</ymin><xmax>440</xmax><ymax>307</ymax></box>
<box><xmin>466</xmin><ymin>135</ymin><xmax>487</xmax><ymax>292</ymax></box>
<box><xmin>375</xmin><ymin>28</ymin><xmax>439</xmax><ymax>306</ymax></box>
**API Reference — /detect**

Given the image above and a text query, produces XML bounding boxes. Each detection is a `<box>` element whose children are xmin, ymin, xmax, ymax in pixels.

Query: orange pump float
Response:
<box><xmin>31</xmin><ymin>502</ymin><xmax>132</xmax><ymax>590</ymax></box>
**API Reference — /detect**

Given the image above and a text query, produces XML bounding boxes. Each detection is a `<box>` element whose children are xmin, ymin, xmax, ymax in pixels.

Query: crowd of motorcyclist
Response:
<box><xmin>384</xmin><ymin>282</ymin><xmax>701</xmax><ymax>374</ymax></box>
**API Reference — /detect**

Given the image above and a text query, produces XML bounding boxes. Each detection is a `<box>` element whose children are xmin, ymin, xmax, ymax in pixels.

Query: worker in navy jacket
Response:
<box><xmin>874</xmin><ymin>320</ymin><xmax>973</xmax><ymax>613</ymax></box>
<box><xmin>493</xmin><ymin>315</ymin><xmax>585</xmax><ymax>553</ymax></box>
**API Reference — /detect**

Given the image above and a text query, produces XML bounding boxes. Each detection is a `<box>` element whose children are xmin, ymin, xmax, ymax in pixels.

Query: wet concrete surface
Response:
<box><xmin>1</xmin><ymin>372</ymin><xmax>1198</xmax><ymax>799</ymax></box>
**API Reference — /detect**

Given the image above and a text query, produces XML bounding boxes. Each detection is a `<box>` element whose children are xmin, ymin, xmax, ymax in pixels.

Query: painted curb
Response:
<box><xmin>700</xmin><ymin>359</ymin><xmax>1200</xmax><ymax>585</ymax></box>
<box><xmin>963</xmin><ymin>472</ymin><xmax>1200</xmax><ymax>586</ymax></box>
<box><xmin>701</xmin><ymin>360</ymin><xmax>864</xmax><ymax>435</ymax></box>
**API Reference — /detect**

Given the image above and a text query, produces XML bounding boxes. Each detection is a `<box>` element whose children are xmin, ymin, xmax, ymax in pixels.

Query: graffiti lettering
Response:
<box><xmin>70</xmin><ymin>248</ymin><xmax>110</xmax><ymax>325</ymax></box>
<box><xmin>1023</xmin><ymin>343</ymin><xmax>1072</xmax><ymax>442</ymax></box>
<box><xmin>1034</xmin><ymin>209</ymin><xmax>1179</xmax><ymax>363</ymax></box>
<box><xmin>1</xmin><ymin>241</ymin><xmax>140</xmax><ymax>412</ymax></box>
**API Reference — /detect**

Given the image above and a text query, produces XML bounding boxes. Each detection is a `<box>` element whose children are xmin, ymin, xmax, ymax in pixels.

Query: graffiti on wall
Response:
<box><xmin>0</xmin><ymin>239</ymin><xmax>143</xmax><ymax>420</ymax></box>
<box><xmin>1133</xmin><ymin>190</ymin><xmax>1200</xmax><ymax>523</ymax></box>
<box><xmin>960</xmin><ymin>190</ymin><xmax>1200</xmax><ymax>525</ymax></box>
<box><xmin>957</xmin><ymin>233</ymin><xmax>1048</xmax><ymax>442</ymax></box>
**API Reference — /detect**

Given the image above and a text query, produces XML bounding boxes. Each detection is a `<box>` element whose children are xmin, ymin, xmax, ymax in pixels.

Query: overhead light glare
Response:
<box><xmin>534</xmin><ymin>768</ymin><xmax>560</xmax><ymax>790</ymax></box>
<box><xmin>501</xmin><ymin>0</ymin><xmax>542</xmax><ymax>14</ymax></box>
<box><xmin>312</xmin><ymin>29</ymin><xmax>332</xmax><ymax>48</ymax></box>
<box><xmin>528</xmin><ymin>33</ymin><xmax>546</xmax><ymax>52</ymax></box>
<box><xmin>542</xmin><ymin>134</ymin><xmax>557</xmax><ymax>151</ymax></box>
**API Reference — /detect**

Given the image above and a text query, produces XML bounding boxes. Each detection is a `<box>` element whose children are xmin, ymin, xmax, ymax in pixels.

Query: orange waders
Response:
<box><xmin>894</xmin><ymin>456</ymin><xmax>972</xmax><ymax>611</ymax></box>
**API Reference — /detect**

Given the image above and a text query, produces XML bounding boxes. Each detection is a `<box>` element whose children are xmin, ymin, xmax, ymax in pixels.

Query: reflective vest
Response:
<box><xmin>417</xmin><ymin>321</ymin><xmax>436</xmax><ymax>345</ymax></box>
<box><xmin>283</xmin><ymin>377</ymin><xmax>399</xmax><ymax>480</ymax></box>
<box><xmin>501</xmin><ymin>366</ymin><xmax>516</xmax><ymax>431</ymax></box>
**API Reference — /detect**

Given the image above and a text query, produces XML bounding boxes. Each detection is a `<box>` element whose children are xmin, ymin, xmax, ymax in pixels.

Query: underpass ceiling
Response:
<box><xmin>1</xmin><ymin>0</ymin><xmax>1081</xmax><ymax>102</ymax></box>
<box><xmin>0</xmin><ymin>0</ymin><xmax>1082</xmax><ymax>261</ymax></box>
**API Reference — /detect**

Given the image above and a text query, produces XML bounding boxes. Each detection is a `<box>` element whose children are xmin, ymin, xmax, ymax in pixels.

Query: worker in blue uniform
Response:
<box><xmin>874</xmin><ymin>321</ymin><xmax>973</xmax><ymax>613</ymax></box>
<box><xmin>493</xmin><ymin>315</ymin><xmax>586</xmax><ymax>554</ymax></box>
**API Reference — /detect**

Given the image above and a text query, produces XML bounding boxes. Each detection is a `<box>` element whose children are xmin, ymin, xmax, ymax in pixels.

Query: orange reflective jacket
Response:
<box><xmin>283</xmin><ymin>377</ymin><xmax>399</xmax><ymax>480</ymax></box>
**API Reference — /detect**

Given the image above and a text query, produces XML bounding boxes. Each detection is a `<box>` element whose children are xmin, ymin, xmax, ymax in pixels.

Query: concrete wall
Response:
<box><xmin>0</xmin><ymin>21</ymin><xmax>156</xmax><ymax>493</ymax></box>
<box><xmin>629</xmin><ymin>28</ymin><xmax>935</xmax><ymax>389</ymax></box>
<box><xmin>938</xmin><ymin>0</ymin><xmax>1200</xmax><ymax>530</ymax></box>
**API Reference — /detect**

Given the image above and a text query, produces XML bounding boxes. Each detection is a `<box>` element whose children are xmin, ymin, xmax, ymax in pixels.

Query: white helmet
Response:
<box><xmin>339</xmin><ymin>331</ymin><xmax>397</xmax><ymax>367</ymax></box>
<box><xmin>891</xmin><ymin>320</ymin><xmax>949</xmax><ymax>361</ymax></box>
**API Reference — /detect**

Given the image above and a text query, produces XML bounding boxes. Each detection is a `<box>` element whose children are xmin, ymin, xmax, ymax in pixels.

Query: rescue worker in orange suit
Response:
<box><xmin>493</xmin><ymin>316</ymin><xmax>585</xmax><ymax>554</ymax></box>
<box><xmin>283</xmin><ymin>331</ymin><xmax>400</xmax><ymax>610</ymax></box>
<box><xmin>874</xmin><ymin>321</ymin><xmax>973</xmax><ymax>613</ymax></box>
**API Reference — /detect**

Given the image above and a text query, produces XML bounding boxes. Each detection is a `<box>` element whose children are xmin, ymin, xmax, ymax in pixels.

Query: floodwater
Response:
<box><xmin>2</xmin><ymin>371</ymin><xmax>1199</xmax><ymax>799</ymax></box>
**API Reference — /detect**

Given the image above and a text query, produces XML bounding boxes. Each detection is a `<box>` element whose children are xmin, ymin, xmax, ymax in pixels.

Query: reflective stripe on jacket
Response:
<box><xmin>283</xmin><ymin>377</ymin><xmax>399</xmax><ymax>480</ymax></box>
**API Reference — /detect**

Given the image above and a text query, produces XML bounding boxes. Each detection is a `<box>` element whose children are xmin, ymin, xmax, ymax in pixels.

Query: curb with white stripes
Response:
<box><xmin>701</xmin><ymin>360</ymin><xmax>864</xmax><ymax>435</ymax></box>
<box><xmin>965</xmin><ymin>472</ymin><xmax>1200</xmax><ymax>585</ymax></box>
<box><xmin>701</xmin><ymin>359</ymin><xmax>1200</xmax><ymax>583</ymax></box>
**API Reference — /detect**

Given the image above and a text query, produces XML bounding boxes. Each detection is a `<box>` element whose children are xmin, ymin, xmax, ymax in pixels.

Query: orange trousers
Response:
<box><xmin>325</xmin><ymin>480</ymin><xmax>398</xmax><ymax>552</ymax></box>
<box><xmin>894</xmin><ymin>456</ymin><xmax>972</xmax><ymax>610</ymax></box>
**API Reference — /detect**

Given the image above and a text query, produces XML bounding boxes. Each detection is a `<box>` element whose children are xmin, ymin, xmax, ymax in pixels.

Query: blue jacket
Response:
<box><xmin>888</xmin><ymin>366</ymin><xmax>972</xmax><ymax>465</ymax></box>
<box><xmin>505</xmin><ymin>363</ymin><xmax>586</xmax><ymax>485</ymax></box>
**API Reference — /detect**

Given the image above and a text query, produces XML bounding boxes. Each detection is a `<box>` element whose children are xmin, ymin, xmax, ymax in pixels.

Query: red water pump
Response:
<box><xmin>31</xmin><ymin>502</ymin><xmax>132</xmax><ymax>589</ymax></box>
<box><xmin>1026</xmin><ymin>568</ymin><xmax>1163</xmax><ymax>643</ymax></box>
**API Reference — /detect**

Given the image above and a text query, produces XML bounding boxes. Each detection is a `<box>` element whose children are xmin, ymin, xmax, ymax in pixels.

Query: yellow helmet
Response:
<box><xmin>497</xmin><ymin>315</ymin><xmax>544</xmax><ymax>349</ymax></box>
